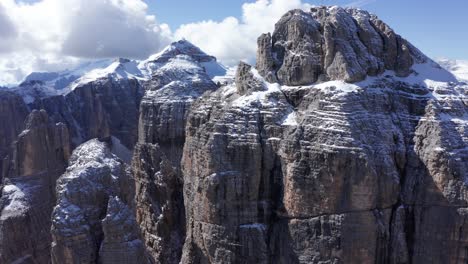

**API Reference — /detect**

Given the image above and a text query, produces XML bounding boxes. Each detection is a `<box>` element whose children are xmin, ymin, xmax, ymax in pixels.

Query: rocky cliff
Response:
<box><xmin>0</xmin><ymin>5</ymin><xmax>466</xmax><ymax>264</ymax></box>
<box><xmin>0</xmin><ymin>60</ymin><xmax>144</xmax><ymax>263</ymax></box>
<box><xmin>51</xmin><ymin>139</ymin><xmax>148</xmax><ymax>264</ymax></box>
<box><xmin>0</xmin><ymin>91</ymin><xmax>29</xmax><ymax>180</ymax></box>
<box><xmin>0</xmin><ymin>110</ymin><xmax>70</xmax><ymax>263</ymax></box>
<box><xmin>256</xmin><ymin>7</ymin><xmax>425</xmax><ymax>85</ymax></box>
<box><xmin>180</xmin><ymin>6</ymin><xmax>467</xmax><ymax>264</ymax></box>
<box><xmin>132</xmin><ymin>40</ymin><xmax>220</xmax><ymax>263</ymax></box>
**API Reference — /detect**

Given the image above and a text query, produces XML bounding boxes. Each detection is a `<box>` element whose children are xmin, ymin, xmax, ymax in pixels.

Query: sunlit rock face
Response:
<box><xmin>180</xmin><ymin>6</ymin><xmax>468</xmax><ymax>264</ymax></box>
<box><xmin>256</xmin><ymin>6</ymin><xmax>425</xmax><ymax>86</ymax></box>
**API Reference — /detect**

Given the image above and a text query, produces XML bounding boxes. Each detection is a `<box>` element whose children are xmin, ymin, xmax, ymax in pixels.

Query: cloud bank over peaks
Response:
<box><xmin>0</xmin><ymin>0</ymin><xmax>172</xmax><ymax>85</ymax></box>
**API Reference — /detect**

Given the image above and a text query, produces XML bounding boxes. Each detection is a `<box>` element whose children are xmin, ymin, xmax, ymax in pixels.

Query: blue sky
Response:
<box><xmin>148</xmin><ymin>0</ymin><xmax>468</xmax><ymax>60</ymax></box>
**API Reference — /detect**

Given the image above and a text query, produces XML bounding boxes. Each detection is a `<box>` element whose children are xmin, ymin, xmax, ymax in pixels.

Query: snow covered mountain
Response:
<box><xmin>23</xmin><ymin>59</ymin><xmax>114</xmax><ymax>90</ymax></box>
<box><xmin>14</xmin><ymin>40</ymin><xmax>229</xmax><ymax>104</ymax></box>
<box><xmin>72</xmin><ymin>40</ymin><xmax>228</xmax><ymax>89</ymax></box>
<box><xmin>438</xmin><ymin>58</ymin><xmax>468</xmax><ymax>82</ymax></box>
<box><xmin>68</xmin><ymin>58</ymin><xmax>146</xmax><ymax>90</ymax></box>
<box><xmin>10</xmin><ymin>80</ymin><xmax>63</xmax><ymax>104</ymax></box>
<box><xmin>139</xmin><ymin>39</ymin><xmax>227</xmax><ymax>78</ymax></box>
<box><xmin>0</xmin><ymin>6</ymin><xmax>467</xmax><ymax>264</ymax></box>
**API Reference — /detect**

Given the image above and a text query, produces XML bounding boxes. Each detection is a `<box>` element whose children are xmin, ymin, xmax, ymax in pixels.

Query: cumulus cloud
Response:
<box><xmin>61</xmin><ymin>0</ymin><xmax>171</xmax><ymax>59</ymax></box>
<box><xmin>0</xmin><ymin>0</ymin><xmax>171</xmax><ymax>85</ymax></box>
<box><xmin>0</xmin><ymin>4</ymin><xmax>18</xmax><ymax>53</ymax></box>
<box><xmin>175</xmin><ymin>0</ymin><xmax>312</xmax><ymax>66</ymax></box>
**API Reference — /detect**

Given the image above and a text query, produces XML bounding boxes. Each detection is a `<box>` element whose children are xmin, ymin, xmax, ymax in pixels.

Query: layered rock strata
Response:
<box><xmin>0</xmin><ymin>6</ymin><xmax>466</xmax><ymax>264</ymax></box>
<box><xmin>0</xmin><ymin>110</ymin><xmax>70</xmax><ymax>264</ymax></box>
<box><xmin>51</xmin><ymin>139</ymin><xmax>148</xmax><ymax>264</ymax></box>
<box><xmin>180</xmin><ymin>6</ymin><xmax>467</xmax><ymax>263</ymax></box>
<box><xmin>256</xmin><ymin>6</ymin><xmax>426</xmax><ymax>85</ymax></box>
<box><xmin>132</xmin><ymin>41</ymin><xmax>219</xmax><ymax>263</ymax></box>
<box><xmin>181</xmin><ymin>60</ymin><xmax>467</xmax><ymax>263</ymax></box>
<box><xmin>0</xmin><ymin>91</ymin><xmax>29</xmax><ymax>180</ymax></box>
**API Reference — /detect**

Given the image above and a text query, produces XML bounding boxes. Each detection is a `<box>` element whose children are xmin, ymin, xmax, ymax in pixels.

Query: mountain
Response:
<box><xmin>179</xmin><ymin>7</ymin><xmax>467</xmax><ymax>263</ymax></box>
<box><xmin>140</xmin><ymin>39</ymin><xmax>227</xmax><ymax>78</ymax></box>
<box><xmin>438</xmin><ymin>58</ymin><xmax>468</xmax><ymax>82</ymax></box>
<box><xmin>13</xmin><ymin>40</ymin><xmax>228</xmax><ymax>105</ymax></box>
<box><xmin>68</xmin><ymin>58</ymin><xmax>146</xmax><ymax>90</ymax></box>
<box><xmin>23</xmin><ymin>59</ymin><xmax>114</xmax><ymax>90</ymax></box>
<box><xmin>0</xmin><ymin>6</ymin><xmax>467</xmax><ymax>264</ymax></box>
<box><xmin>0</xmin><ymin>38</ymin><xmax>224</xmax><ymax>264</ymax></box>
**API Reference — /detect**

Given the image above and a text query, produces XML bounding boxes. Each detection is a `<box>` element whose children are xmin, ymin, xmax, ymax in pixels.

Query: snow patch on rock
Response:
<box><xmin>70</xmin><ymin>59</ymin><xmax>146</xmax><ymax>90</ymax></box>
<box><xmin>1</xmin><ymin>183</ymin><xmax>29</xmax><ymax>214</ymax></box>
<box><xmin>232</xmin><ymin>68</ymin><xmax>282</xmax><ymax>108</ymax></box>
<box><xmin>11</xmin><ymin>81</ymin><xmax>62</xmax><ymax>104</ymax></box>
<box><xmin>282</xmin><ymin>111</ymin><xmax>298</xmax><ymax>126</ymax></box>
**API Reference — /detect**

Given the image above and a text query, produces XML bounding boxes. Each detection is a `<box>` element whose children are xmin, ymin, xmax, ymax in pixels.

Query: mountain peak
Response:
<box><xmin>145</xmin><ymin>39</ymin><xmax>216</xmax><ymax>64</ymax></box>
<box><xmin>257</xmin><ymin>6</ymin><xmax>428</xmax><ymax>85</ymax></box>
<box><xmin>141</xmin><ymin>39</ymin><xmax>227</xmax><ymax>79</ymax></box>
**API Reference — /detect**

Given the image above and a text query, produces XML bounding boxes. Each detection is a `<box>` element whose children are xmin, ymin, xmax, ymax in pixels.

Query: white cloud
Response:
<box><xmin>61</xmin><ymin>0</ymin><xmax>171</xmax><ymax>59</ymax></box>
<box><xmin>175</xmin><ymin>0</ymin><xmax>312</xmax><ymax>66</ymax></box>
<box><xmin>0</xmin><ymin>4</ymin><xmax>18</xmax><ymax>53</ymax></box>
<box><xmin>0</xmin><ymin>0</ymin><xmax>171</xmax><ymax>85</ymax></box>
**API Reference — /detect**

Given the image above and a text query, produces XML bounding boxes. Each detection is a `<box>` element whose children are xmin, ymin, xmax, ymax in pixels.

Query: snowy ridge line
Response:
<box><xmin>10</xmin><ymin>40</ymin><xmax>230</xmax><ymax>105</ymax></box>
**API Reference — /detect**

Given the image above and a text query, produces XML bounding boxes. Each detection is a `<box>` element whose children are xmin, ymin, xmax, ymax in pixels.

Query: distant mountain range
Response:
<box><xmin>438</xmin><ymin>58</ymin><xmax>468</xmax><ymax>82</ymax></box>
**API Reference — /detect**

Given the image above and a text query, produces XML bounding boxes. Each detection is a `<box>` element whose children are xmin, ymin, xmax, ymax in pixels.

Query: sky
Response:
<box><xmin>0</xmin><ymin>0</ymin><xmax>467</xmax><ymax>85</ymax></box>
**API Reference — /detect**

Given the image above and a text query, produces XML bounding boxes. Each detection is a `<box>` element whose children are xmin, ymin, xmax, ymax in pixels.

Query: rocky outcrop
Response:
<box><xmin>99</xmin><ymin>196</ymin><xmax>148</xmax><ymax>264</ymax></box>
<box><xmin>132</xmin><ymin>41</ymin><xmax>219</xmax><ymax>263</ymax></box>
<box><xmin>0</xmin><ymin>109</ymin><xmax>70</xmax><ymax>264</ymax></box>
<box><xmin>12</xmin><ymin>59</ymin><xmax>144</xmax><ymax>151</ymax></box>
<box><xmin>0</xmin><ymin>7</ymin><xmax>466</xmax><ymax>264</ymax></box>
<box><xmin>51</xmin><ymin>139</ymin><xmax>148</xmax><ymax>264</ymax></box>
<box><xmin>0</xmin><ymin>90</ymin><xmax>29</xmax><ymax>180</ymax></box>
<box><xmin>0</xmin><ymin>65</ymin><xmax>143</xmax><ymax>264</ymax></box>
<box><xmin>7</xmin><ymin>110</ymin><xmax>70</xmax><ymax>179</ymax></box>
<box><xmin>181</xmin><ymin>42</ymin><xmax>467</xmax><ymax>263</ymax></box>
<box><xmin>256</xmin><ymin>6</ymin><xmax>426</xmax><ymax>85</ymax></box>
<box><xmin>235</xmin><ymin>62</ymin><xmax>266</xmax><ymax>95</ymax></box>
<box><xmin>65</xmin><ymin>78</ymin><xmax>143</xmax><ymax>149</ymax></box>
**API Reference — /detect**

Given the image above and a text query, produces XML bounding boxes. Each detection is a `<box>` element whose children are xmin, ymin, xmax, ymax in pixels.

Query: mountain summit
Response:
<box><xmin>257</xmin><ymin>6</ymin><xmax>427</xmax><ymax>85</ymax></box>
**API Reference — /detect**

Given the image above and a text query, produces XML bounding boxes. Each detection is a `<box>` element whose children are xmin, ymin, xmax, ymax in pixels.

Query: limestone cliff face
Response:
<box><xmin>179</xmin><ymin>6</ymin><xmax>467</xmax><ymax>263</ymax></box>
<box><xmin>30</xmin><ymin>77</ymin><xmax>143</xmax><ymax>149</ymax></box>
<box><xmin>256</xmin><ymin>7</ymin><xmax>426</xmax><ymax>85</ymax></box>
<box><xmin>0</xmin><ymin>6</ymin><xmax>466</xmax><ymax>264</ymax></box>
<box><xmin>0</xmin><ymin>110</ymin><xmax>70</xmax><ymax>264</ymax></box>
<box><xmin>0</xmin><ymin>71</ymin><xmax>143</xmax><ymax>263</ymax></box>
<box><xmin>180</xmin><ymin>61</ymin><xmax>466</xmax><ymax>263</ymax></box>
<box><xmin>65</xmin><ymin>78</ymin><xmax>143</xmax><ymax>148</ymax></box>
<box><xmin>0</xmin><ymin>91</ymin><xmax>29</xmax><ymax>180</ymax></box>
<box><xmin>51</xmin><ymin>139</ymin><xmax>148</xmax><ymax>264</ymax></box>
<box><xmin>132</xmin><ymin>40</ymin><xmax>219</xmax><ymax>263</ymax></box>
